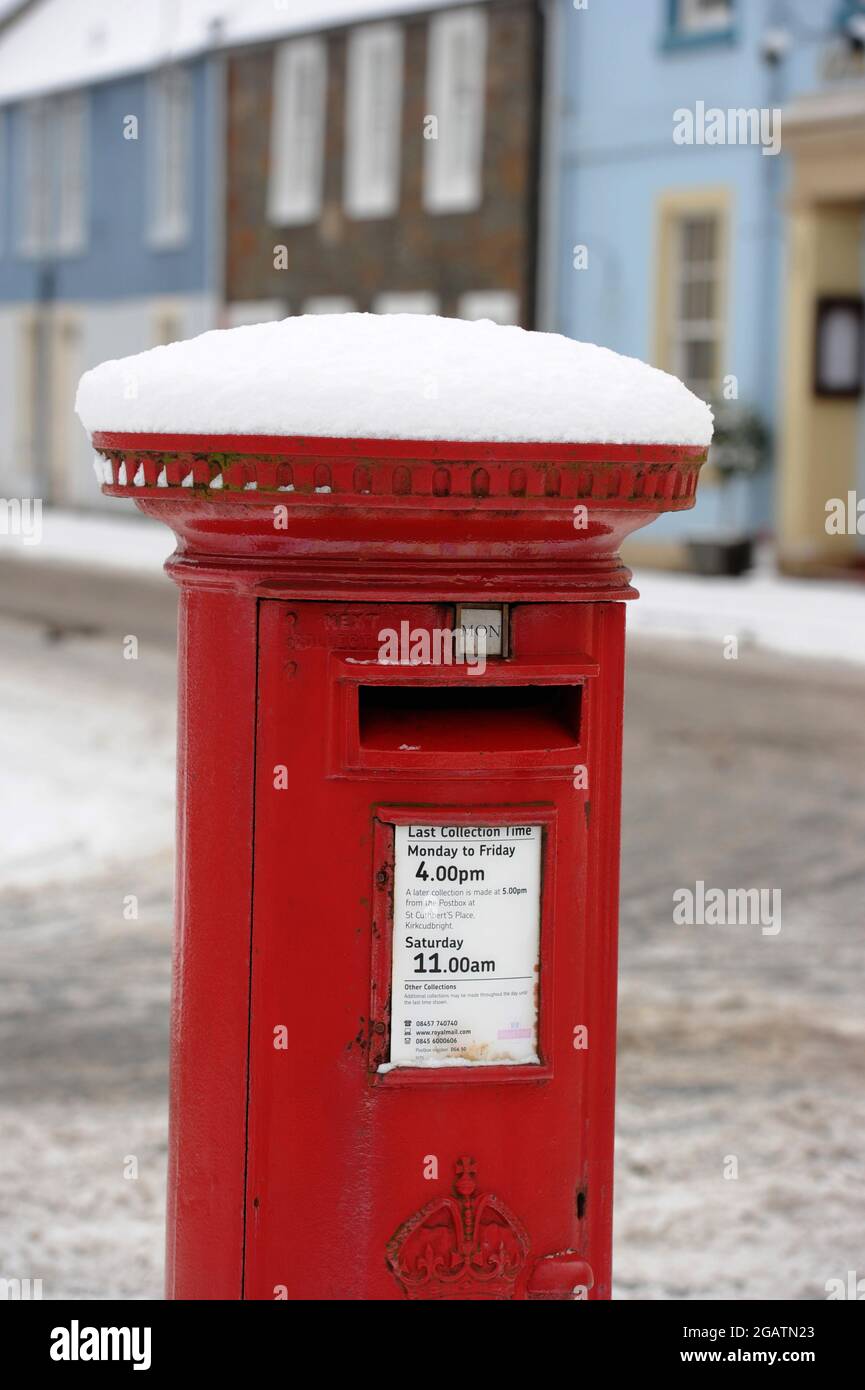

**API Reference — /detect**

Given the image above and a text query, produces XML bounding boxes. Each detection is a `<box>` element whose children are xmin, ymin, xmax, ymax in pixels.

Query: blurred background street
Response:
<box><xmin>1</xmin><ymin>609</ymin><xmax>863</xmax><ymax>1299</ymax></box>
<box><xmin>2</xmin><ymin>0</ymin><xmax>865</xmax><ymax>1301</ymax></box>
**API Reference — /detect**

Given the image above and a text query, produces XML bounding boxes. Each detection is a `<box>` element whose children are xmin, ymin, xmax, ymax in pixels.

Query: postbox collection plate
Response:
<box><xmin>369</xmin><ymin>805</ymin><xmax>557</xmax><ymax>1086</ymax></box>
<box><xmin>389</xmin><ymin>820</ymin><xmax>543</xmax><ymax>1069</ymax></box>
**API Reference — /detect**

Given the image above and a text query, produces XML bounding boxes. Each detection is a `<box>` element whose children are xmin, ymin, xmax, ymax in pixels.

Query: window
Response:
<box><xmin>345</xmin><ymin>24</ymin><xmax>404</xmax><ymax>219</ymax></box>
<box><xmin>302</xmin><ymin>296</ymin><xmax>357</xmax><ymax>314</ymax></box>
<box><xmin>0</xmin><ymin>110</ymin><xmax>5</xmax><ymax>254</ymax></box>
<box><xmin>18</xmin><ymin>93</ymin><xmax>89</xmax><ymax>258</ymax></box>
<box><xmin>670</xmin><ymin>213</ymin><xmax>723</xmax><ymax>399</ymax></box>
<box><xmin>458</xmin><ymin>290</ymin><xmax>519</xmax><ymax>325</ymax></box>
<box><xmin>814</xmin><ymin>297</ymin><xmax>864</xmax><ymax>399</ymax></box>
<box><xmin>150</xmin><ymin>67</ymin><xmax>192</xmax><ymax>249</ymax></box>
<box><xmin>224</xmin><ymin>300</ymin><xmax>287</xmax><ymax>328</ymax></box>
<box><xmin>56</xmin><ymin>92</ymin><xmax>88</xmax><ymax>254</ymax></box>
<box><xmin>269</xmin><ymin>38</ymin><xmax>327</xmax><ymax>226</ymax></box>
<box><xmin>19</xmin><ymin>99</ymin><xmax>52</xmax><ymax>256</ymax></box>
<box><xmin>675</xmin><ymin>0</ymin><xmax>733</xmax><ymax>36</ymax></box>
<box><xmin>373</xmin><ymin>291</ymin><xmax>439</xmax><ymax>314</ymax></box>
<box><xmin>423</xmin><ymin>7</ymin><xmax>487</xmax><ymax>214</ymax></box>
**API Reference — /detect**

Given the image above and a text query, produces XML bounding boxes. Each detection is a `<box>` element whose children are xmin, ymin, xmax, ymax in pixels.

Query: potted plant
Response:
<box><xmin>686</xmin><ymin>401</ymin><xmax>770</xmax><ymax>577</ymax></box>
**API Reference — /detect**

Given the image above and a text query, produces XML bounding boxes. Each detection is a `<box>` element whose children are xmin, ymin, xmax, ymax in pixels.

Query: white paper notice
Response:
<box><xmin>388</xmin><ymin>823</ymin><xmax>542</xmax><ymax>1068</ymax></box>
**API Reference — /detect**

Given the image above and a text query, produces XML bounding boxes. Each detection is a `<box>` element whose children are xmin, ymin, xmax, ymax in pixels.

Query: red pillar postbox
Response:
<box><xmin>87</xmin><ymin>360</ymin><xmax>707</xmax><ymax>1301</ymax></box>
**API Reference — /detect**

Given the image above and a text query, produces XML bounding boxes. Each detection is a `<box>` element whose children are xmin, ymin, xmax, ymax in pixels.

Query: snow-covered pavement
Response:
<box><xmin>629</xmin><ymin>558</ymin><xmax>865</xmax><ymax>668</ymax></box>
<box><xmin>2</xmin><ymin>506</ymin><xmax>174</xmax><ymax>575</ymax></box>
<box><xmin>0</xmin><ymin>618</ymin><xmax>175</xmax><ymax>1298</ymax></box>
<box><xmin>0</xmin><ymin>620</ymin><xmax>176</xmax><ymax>890</ymax></box>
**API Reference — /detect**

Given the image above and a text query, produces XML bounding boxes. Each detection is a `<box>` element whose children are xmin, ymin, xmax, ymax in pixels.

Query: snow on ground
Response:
<box><xmin>1</xmin><ymin>507</ymin><xmax>174</xmax><ymax>573</ymax></box>
<box><xmin>0</xmin><ymin>860</ymin><xmax>172</xmax><ymax>1300</ymax></box>
<box><xmin>0</xmin><ymin>619</ymin><xmax>176</xmax><ymax>889</ymax></box>
<box><xmin>615</xmin><ymin>637</ymin><xmax>865</xmax><ymax>1299</ymax></box>
<box><xmin>629</xmin><ymin>554</ymin><xmax>865</xmax><ymax>667</ymax></box>
<box><xmin>75</xmin><ymin>313</ymin><xmax>713</xmax><ymax>446</ymax></box>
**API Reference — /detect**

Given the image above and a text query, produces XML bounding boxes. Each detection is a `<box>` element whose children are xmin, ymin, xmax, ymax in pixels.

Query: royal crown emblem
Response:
<box><xmin>387</xmin><ymin>1157</ymin><xmax>530</xmax><ymax>1300</ymax></box>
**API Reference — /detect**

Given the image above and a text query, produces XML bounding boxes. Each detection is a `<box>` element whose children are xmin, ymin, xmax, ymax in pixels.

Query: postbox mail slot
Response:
<box><xmin>331</xmin><ymin>654</ymin><xmax>598</xmax><ymax>778</ymax></box>
<box><xmin>359</xmin><ymin>683</ymin><xmax>582</xmax><ymax>755</ymax></box>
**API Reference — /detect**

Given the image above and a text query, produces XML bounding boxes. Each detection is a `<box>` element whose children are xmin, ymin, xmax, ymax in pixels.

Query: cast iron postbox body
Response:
<box><xmin>93</xmin><ymin>431</ymin><xmax>706</xmax><ymax>1301</ymax></box>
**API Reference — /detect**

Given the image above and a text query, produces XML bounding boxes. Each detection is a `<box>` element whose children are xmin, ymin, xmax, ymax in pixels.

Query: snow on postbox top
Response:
<box><xmin>77</xmin><ymin>313</ymin><xmax>712</xmax><ymax>450</ymax></box>
<box><xmin>77</xmin><ymin>314</ymin><xmax>711</xmax><ymax>588</ymax></box>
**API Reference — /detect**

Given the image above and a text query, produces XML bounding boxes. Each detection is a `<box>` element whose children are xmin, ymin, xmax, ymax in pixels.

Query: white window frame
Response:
<box><xmin>0</xmin><ymin>109</ymin><xmax>5</xmax><ymax>256</ymax></box>
<box><xmin>56</xmin><ymin>91</ymin><xmax>88</xmax><ymax>255</ymax></box>
<box><xmin>423</xmin><ymin>7</ymin><xmax>488</xmax><ymax>215</ymax></box>
<box><xmin>224</xmin><ymin>300</ymin><xmax>287</xmax><ymax>328</ymax></box>
<box><xmin>373</xmin><ymin>291</ymin><xmax>439</xmax><ymax>315</ymax></box>
<box><xmin>458</xmin><ymin>290</ymin><xmax>519</xmax><ymax>325</ymax></box>
<box><xmin>344</xmin><ymin>23</ymin><xmax>404</xmax><ymax>220</ymax></box>
<box><xmin>268</xmin><ymin>38</ymin><xmax>328</xmax><ymax>227</ymax></box>
<box><xmin>670</xmin><ymin>212</ymin><xmax>723</xmax><ymax>400</ymax></box>
<box><xmin>677</xmin><ymin>0</ymin><xmax>734</xmax><ymax>35</ymax></box>
<box><xmin>149</xmin><ymin>66</ymin><xmax>192</xmax><ymax>250</ymax></box>
<box><xmin>19</xmin><ymin>98</ymin><xmax>52</xmax><ymax>257</ymax></box>
<box><xmin>301</xmin><ymin>296</ymin><xmax>357</xmax><ymax>314</ymax></box>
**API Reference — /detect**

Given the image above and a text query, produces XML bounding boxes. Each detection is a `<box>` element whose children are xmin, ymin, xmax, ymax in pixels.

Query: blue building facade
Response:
<box><xmin>0</xmin><ymin>0</ymin><xmax>500</xmax><ymax>512</ymax></box>
<box><xmin>544</xmin><ymin>0</ymin><xmax>865</xmax><ymax>571</ymax></box>
<box><xmin>0</xmin><ymin>6</ymin><xmax>224</xmax><ymax>507</ymax></box>
<box><xmin>2</xmin><ymin>0</ymin><xmax>863</xmax><ymax>568</ymax></box>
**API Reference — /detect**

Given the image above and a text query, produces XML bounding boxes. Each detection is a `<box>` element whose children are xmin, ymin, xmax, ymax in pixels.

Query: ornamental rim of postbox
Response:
<box><xmin>88</xmin><ymin>432</ymin><xmax>708</xmax><ymax>605</ymax></box>
<box><xmin>91</xmin><ymin>430</ymin><xmax>707</xmax><ymax>508</ymax></box>
<box><xmin>78</xmin><ymin>315</ymin><xmax>712</xmax><ymax>602</ymax></box>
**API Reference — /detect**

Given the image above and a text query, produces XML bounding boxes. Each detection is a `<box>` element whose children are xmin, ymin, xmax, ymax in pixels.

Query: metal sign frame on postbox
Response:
<box><xmin>368</xmin><ymin>804</ymin><xmax>558</xmax><ymax>1088</ymax></box>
